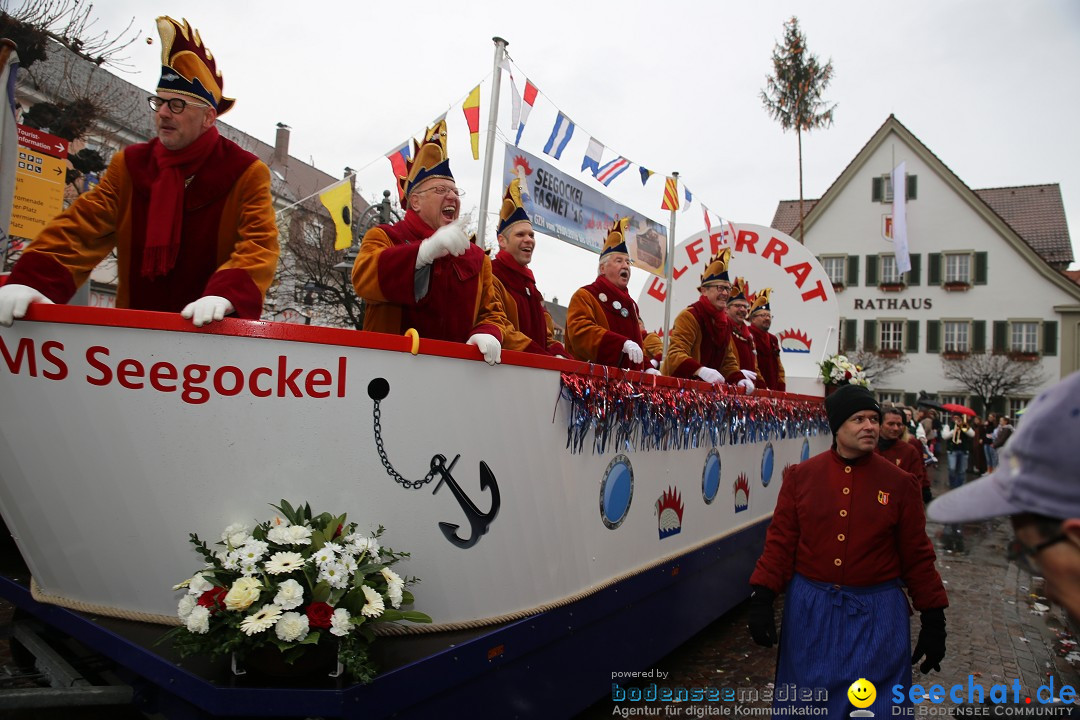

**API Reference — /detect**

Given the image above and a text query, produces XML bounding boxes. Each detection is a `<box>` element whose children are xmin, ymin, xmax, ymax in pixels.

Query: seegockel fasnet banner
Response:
<box><xmin>503</xmin><ymin>147</ymin><xmax>669</xmax><ymax>278</ymax></box>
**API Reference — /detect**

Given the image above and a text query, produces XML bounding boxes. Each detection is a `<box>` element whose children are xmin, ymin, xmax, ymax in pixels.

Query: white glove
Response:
<box><xmin>695</xmin><ymin>366</ymin><xmax>723</xmax><ymax>384</ymax></box>
<box><xmin>181</xmin><ymin>295</ymin><xmax>234</xmax><ymax>327</ymax></box>
<box><xmin>737</xmin><ymin>378</ymin><xmax>756</xmax><ymax>395</ymax></box>
<box><xmin>741</xmin><ymin>369</ymin><xmax>758</xmax><ymax>381</ymax></box>
<box><xmin>0</xmin><ymin>284</ymin><xmax>52</xmax><ymax>327</ymax></box>
<box><xmin>622</xmin><ymin>340</ymin><xmax>643</xmax><ymax>365</ymax></box>
<box><xmin>650</xmin><ymin>358</ymin><xmax>660</xmax><ymax>369</ymax></box>
<box><xmin>645</xmin><ymin>368</ymin><xmax>661</xmax><ymax>376</ymax></box>
<box><xmin>467</xmin><ymin>333</ymin><xmax>502</xmax><ymax>366</ymax></box>
<box><xmin>415</xmin><ymin>218</ymin><xmax>469</xmax><ymax>269</ymax></box>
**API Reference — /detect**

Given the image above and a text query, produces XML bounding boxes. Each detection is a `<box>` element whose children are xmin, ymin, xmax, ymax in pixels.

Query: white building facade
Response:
<box><xmin>772</xmin><ymin>116</ymin><xmax>1080</xmax><ymax>415</ymax></box>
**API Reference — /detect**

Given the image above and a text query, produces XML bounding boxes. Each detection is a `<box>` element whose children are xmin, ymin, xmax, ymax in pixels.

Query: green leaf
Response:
<box><xmin>399</xmin><ymin>611</ymin><xmax>432</xmax><ymax>624</ymax></box>
<box><xmin>312</xmin><ymin>581</ymin><xmax>332</xmax><ymax>604</ymax></box>
<box><xmin>378</xmin><ymin>609</ymin><xmax>404</xmax><ymax>622</ymax></box>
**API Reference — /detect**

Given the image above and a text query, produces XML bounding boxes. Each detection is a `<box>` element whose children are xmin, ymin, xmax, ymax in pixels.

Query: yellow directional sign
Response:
<box><xmin>10</xmin><ymin>146</ymin><xmax>66</xmax><ymax>239</ymax></box>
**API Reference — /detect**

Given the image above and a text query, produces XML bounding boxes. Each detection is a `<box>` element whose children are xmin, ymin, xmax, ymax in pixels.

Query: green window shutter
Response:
<box><xmin>972</xmin><ymin>320</ymin><xmax>986</xmax><ymax>353</ymax></box>
<box><xmin>904</xmin><ymin>392</ymin><xmax>918</xmax><ymax>406</ymax></box>
<box><xmin>926</xmin><ymin>320</ymin><xmax>941</xmax><ymax>353</ymax></box>
<box><xmin>928</xmin><ymin>253</ymin><xmax>941</xmax><ymax>285</ymax></box>
<box><xmin>906</xmin><ymin>175</ymin><xmax>918</xmax><ymax>200</ymax></box>
<box><xmin>906</xmin><ymin>253</ymin><xmax>921</xmax><ymax>286</ymax></box>
<box><xmin>992</xmin><ymin>321</ymin><xmax>1008</xmax><ymax>353</ymax></box>
<box><xmin>863</xmin><ymin>319</ymin><xmax>878</xmax><ymax>351</ymax></box>
<box><xmin>842</xmin><ymin>319</ymin><xmax>857</xmax><ymax>352</ymax></box>
<box><xmin>872</xmin><ymin>177</ymin><xmax>883</xmax><ymax>202</ymax></box>
<box><xmin>906</xmin><ymin>320</ymin><xmax>920</xmax><ymax>353</ymax></box>
<box><xmin>846</xmin><ymin>255</ymin><xmax>860</xmax><ymax>287</ymax></box>
<box><xmin>974</xmin><ymin>252</ymin><xmax>988</xmax><ymax>285</ymax></box>
<box><xmin>1043</xmin><ymin>321</ymin><xmax>1058</xmax><ymax>356</ymax></box>
<box><xmin>991</xmin><ymin>398</ymin><xmax>1007</xmax><ymax>415</ymax></box>
<box><xmin>865</xmin><ymin>255</ymin><xmax>879</xmax><ymax>286</ymax></box>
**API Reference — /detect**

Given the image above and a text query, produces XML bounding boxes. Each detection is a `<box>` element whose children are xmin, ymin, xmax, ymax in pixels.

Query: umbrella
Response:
<box><xmin>916</xmin><ymin>399</ymin><xmax>947</xmax><ymax>412</ymax></box>
<box><xmin>941</xmin><ymin>403</ymin><xmax>976</xmax><ymax>417</ymax></box>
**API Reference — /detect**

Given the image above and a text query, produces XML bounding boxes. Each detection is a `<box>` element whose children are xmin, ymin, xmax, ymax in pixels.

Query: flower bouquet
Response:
<box><xmin>818</xmin><ymin>353</ymin><xmax>870</xmax><ymax>390</ymax></box>
<box><xmin>163</xmin><ymin>499</ymin><xmax>431</xmax><ymax>683</ymax></box>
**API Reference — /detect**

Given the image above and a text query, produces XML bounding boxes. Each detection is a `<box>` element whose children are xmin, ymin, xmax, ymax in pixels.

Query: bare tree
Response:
<box><xmin>761</xmin><ymin>17</ymin><xmax>836</xmax><ymax>243</ymax></box>
<box><xmin>1</xmin><ymin>1</ymin><xmax>140</xmax><ymax>70</ymax></box>
<box><xmin>848</xmin><ymin>345</ymin><xmax>909</xmax><ymax>387</ymax></box>
<box><xmin>940</xmin><ymin>353</ymin><xmax>1048</xmax><ymax>410</ymax></box>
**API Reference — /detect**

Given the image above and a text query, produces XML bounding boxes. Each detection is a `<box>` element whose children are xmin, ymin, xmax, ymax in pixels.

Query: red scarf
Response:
<box><xmin>143</xmin><ymin>126</ymin><xmax>220</xmax><ymax>278</ymax></box>
<box><xmin>688</xmin><ymin>295</ymin><xmax>733</xmax><ymax>369</ymax></box>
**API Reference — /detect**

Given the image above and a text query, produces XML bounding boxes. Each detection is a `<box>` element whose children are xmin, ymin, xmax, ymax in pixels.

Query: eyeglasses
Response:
<box><xmin>1008</xmin><ymin>533</ymin><xmax>1068</xmax><ymax>575</ymax></box>
<box><xmin>148</xmin><ymin>95</ymin><xmax>210</xmax><ymax>114</ymax></box>
<box><xmin>710</xmin><ymin>285</ymin><xmax>732</xmax><ymax>294</ymax></box>
<box><xmin>414</xmin><ymin>185</ymin><xmax>465</xmax><ymax>198</ymax></box>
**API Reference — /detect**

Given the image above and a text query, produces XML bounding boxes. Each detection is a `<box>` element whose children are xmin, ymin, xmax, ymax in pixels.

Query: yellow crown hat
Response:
<box><xmin>600</xmin><ymin>217</ymin><xmax>631</xmax><ymax>260</ymax></box>
<box><xmin>397</xmin><ymin>119</ymin><xmax>454</xmax><ymax>203</ymax></box>
<box><xmin>155</xmin><ymin>17</ymin><xmax>234</xmax><ymax>114</ymax></box>
<box><xmin>498</xmin><ymin>178</ymin><xmax>530</xmax><ymax>236</ymax></box>
<box><xmin>699</xmin><ymin>248</ymin><xmax>732</xmax><ymax>287</ymax></box>
<box><xmin>729</xmin><ymin>276</ymin><xmax>750</xmax><ymax>304</ymax></box>
<box><xmin>749</xmin><ymin>287</ymin><xmax>773</xmax><ymax>316</ymax></box>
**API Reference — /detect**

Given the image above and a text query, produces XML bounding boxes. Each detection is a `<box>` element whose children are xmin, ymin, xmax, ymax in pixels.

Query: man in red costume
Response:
<box><xmin>661</xmin><ymin>249</ymin><xmax>753</xmax><ymax>393</ymax></box>
<box><xmin>878</xmin><ymin>406</ymin><xmax>932</xmax><ymax>504</ymax></box>
<box><xmin>747</xmin><ymin>384</ymin><xmax>948</xmax><ymax>718</ymax></box>
<box><xmin>725</xmin><ymin>277</ymin><xmax>760</xmax><ymax>384</ymax></box>
<box><xmin>565</xmin><ymin>218</ymin><xmax>649</xmax><ymax>371</ymax></box>
<box><xmin>0</xmin><ymin>16</ymin><xmax>279</xmax><ymax>328</ymax></box>
<box><xmin>747</xmin><ymin>288</ymin><xmax>785</xmax><ymax>392</ymax></box>
<box><xmin>351</xmin><ymin>120</ymin><xmax>506</xmax><ymax>365</ymax></box>
<box><xmin>490</xmin><ymin>179</ymin><xmax>566</xmax><ymax>357</ymax></box>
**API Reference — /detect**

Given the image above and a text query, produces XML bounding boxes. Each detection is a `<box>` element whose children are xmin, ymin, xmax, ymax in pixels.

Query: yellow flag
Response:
<box><xmin>463</xmin><ymin>85</ymin><xmax>481</xmax><ymax>160</ymax></box>
<box><xmin>319</xmin><ymin>178</ymin><xmax>354</xmax><ymax>250</ymax></box>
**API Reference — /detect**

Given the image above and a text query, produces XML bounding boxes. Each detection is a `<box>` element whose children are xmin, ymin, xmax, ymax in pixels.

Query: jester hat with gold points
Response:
<box><xmin>699</xmin><ymin>248</ymin><xmax>732</xmax><ymax>287</ymax></box>
<box><xmin>397</xmin><ymin>119</ymin><xmax>454</xmax><ymax>203</ymax></box>
<box><xmin>749</xmin><ymin>287</ymin><xmax>773</xmax><ymax>317</ymax></box>
<box><xmin>497</xmin><ymin>178</ymin><xmax>530</xmax><ymax>237</ymax></box>
<box><xmin>155</xmin><ymin>17</ymin><xmax>234</xmax><ymax>114</ymax></box>
<box><xmin>600</xmin><ymin>217</ymin><xmax>631</xmax><ymax>261</ymax></box>
<box><xmin>728</xmin><ymin>276</ymin><xmax>751</xmax><ymax>305</ymax></box>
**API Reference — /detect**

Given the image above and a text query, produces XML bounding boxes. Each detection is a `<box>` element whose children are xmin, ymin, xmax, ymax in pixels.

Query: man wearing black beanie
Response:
<box><xmin>747</xmin><ymin>383</ymin><xmax>949</xmax><ymax>718</ymax></box>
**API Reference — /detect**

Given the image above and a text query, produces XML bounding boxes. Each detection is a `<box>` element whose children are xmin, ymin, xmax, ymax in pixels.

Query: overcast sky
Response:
<box><xmin>31</xmin><ymin>0</ymin><xmax>1080</xmax><ymax>303</ymax></box>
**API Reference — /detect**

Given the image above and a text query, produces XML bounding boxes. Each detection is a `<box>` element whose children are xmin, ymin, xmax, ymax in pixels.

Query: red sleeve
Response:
<box><xmin>749</xmin><ymin>464</ymin><xmax>800</xmax><ymax>593</ymax></box>
<box><xmin>896</xmin><ymin>474</ymin><xmax>948</xmax><ymax>610</ymax></box>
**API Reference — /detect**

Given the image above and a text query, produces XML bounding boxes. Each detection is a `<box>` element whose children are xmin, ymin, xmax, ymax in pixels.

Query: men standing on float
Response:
<box><xmin>661</xmin><ymin>249</ymin><xmax>753</xmax><ymax>393</ymax></box>
<box><xmin>565</xmin><ymin>218</ymin><xmax>649</xmax><ymax>371</ymax></box>
<box><xmin>0</xmin><ymin>16</ymin><xmax>279</xmax><ymax>328</ymax></box>
<box><xmin>490</xmin><ymin>179</ymin><xmax>566</xmax><ymax>357</ymax></box>
<box><xmin>351</xmin><ymin>120</ymin><xmax>506</xmax><ymax>365</ymax></box>
<box><xmin>747</xmin><ymin>288</ymin><xmax>785</xmax><ymax>391</ymax></box>
<box><xmin>726</xmin><ymin>277</ymin><xmax>760</xmax><ymax>384</ymax></box>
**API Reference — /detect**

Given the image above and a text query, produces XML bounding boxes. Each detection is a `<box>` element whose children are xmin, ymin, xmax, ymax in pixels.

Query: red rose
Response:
<box><xmin>334</xmin><ymin>523</ymin><xmax>343</xmax><ymax>538</ymax></box>
<box><xmin>844</xmin><ymin>370</ymin><xmax>852</xmax><ymax>380</ymax></box>
<box><xmin>306</xmin><ymin>602</ymin><xmax>334</xmax><ymax>629</ymax></box>
<box><xmin>197</xmin><ymin>586</ymin><xmax>228</xmax><ymax>613</ymax></box>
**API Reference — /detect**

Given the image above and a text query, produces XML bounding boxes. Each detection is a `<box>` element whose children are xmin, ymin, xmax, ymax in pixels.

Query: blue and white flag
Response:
<box><xmin>582</xmin><ymin>137</ymin><xmax>604</xmax><ymax>176</ymax></box>
<box><xmin>543</xmin><ymin>112</ymin><xmax>575</xmax><ymax>160</ymax></box>
<box><xmin>595</xmin><ymin>156</ymin><xmax>630</xmax><ymax>186</ymax></box>
<box><xmin>891</xmin><ymin>161</ymin><xmax>910</xmax><ymax>273</ymax></box>
<box><xmin>683</xmin><ymin>185</ymin><xmax>693</xmax><ymax>212</ymax></box>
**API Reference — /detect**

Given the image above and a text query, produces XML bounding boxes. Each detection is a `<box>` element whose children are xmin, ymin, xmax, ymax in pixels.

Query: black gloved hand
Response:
<box><xmin>747</xmin><ymin>585</ymin><xmax>778</xmax><ymax>648</ymax></box>
<box><xmin>911</xmin><ymin>607</ymin><xmax>946</xmax><ymax>672</ymax></box>
<box><xmin>922</xmin><ymin>487</ymin><xmax>933</xmax><ymax>504</ymax></box>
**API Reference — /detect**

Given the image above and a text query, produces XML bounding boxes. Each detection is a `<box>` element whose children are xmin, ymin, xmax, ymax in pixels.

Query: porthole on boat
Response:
<box><xmin>801</xmin><ymin>438</ymin><xmax>811</xmax><ymax>462</ymax></box>
<box><xmin>761</xmin><ymin>443</ymin><xmax>774</xmax><ymax>487</ymax></box>
<box><xmin>600</xmin><ymin>455</ymin><xmax>634</xmax><ymax>529</ymax></box>
<box><xmin>702</xmin><ymin>449</ymin><xmax>721</xmax><ymax>504</ymax></box>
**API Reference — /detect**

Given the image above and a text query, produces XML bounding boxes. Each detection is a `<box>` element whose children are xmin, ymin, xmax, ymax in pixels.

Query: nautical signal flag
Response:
<box><xmin>515</xmin><ymin>79</ymin><xmax>538</xmax><ymax>146</ymax></box>
<box><xmin>386</xmin><ymin>141</ymin><xmax>411</xmax><ymax>182</ymax></box>
<box><xmin>319</xmin><ymin>178</ymin><xmax>355</xmax><ymax>250</ymax></box>
<box><xmin>595</xmin><ymin>156</ymin><xmax>630</xmax><ymax>186</ymax></box>
<box><xmin>543</xmin><ymin>112</ymin><xmax>575</xmax><ymax>160</ymax></box>
<box><xmin>683</xmin><ymin>185</ymin><xmax>693</xmax><ymax>212</ymax></box>
<box><xmin>640</xmin><ymin>167</ymin><xmax>655</xmax><ymax>186</ymax></box>
<box><xmin>661</xmin><ymin>176</ymin><xmax>679</xmax><ymax>211</ymax></box>
<box><xmin>702</xmin><ymin>204</ymin><xmax>712</xmax><ymax>231</ymax></box>
<box><xmin>582</xmin><ymin>137</ymin><xmax>604</xmax><ymax>176</ymax></box>
<box><xmin>463</xmin><ymin>84</ymin><xmax>481</xmax><ymax>160</ymax></box>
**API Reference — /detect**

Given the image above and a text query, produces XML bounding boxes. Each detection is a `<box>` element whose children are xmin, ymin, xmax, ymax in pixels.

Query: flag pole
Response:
<box><xmin>661</xmin><ymin>171</ymin><xmax>679</xmax><ymax>361</ymax></box>
<box><xmin>474</xmin><ymin>37</ymin><xmax>507</xmax><ymax>251</ymax></box>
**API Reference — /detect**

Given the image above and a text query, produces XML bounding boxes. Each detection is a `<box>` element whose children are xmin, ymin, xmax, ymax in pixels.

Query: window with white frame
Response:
<box><xmin>1008</xmin><ymin>398</ymin><xmax>1029</xmax><ymax>421</ymax></box>
<box><xmin>877</xmin><ymin>391</ymin><xmax>903</xmax><ymax>405</ymax></box>
<box><xmin>1010</xmin><ymin>322</ymin><xmax>1039</xmax><ymax>353</ymax></box>
<box><xmin>944</xmin><ymin>253</ymin><xmax>971</xmax><ymax>284</ymax></box>
<box><xmin>880</xmin><ymin>174</ymin><xmax>894</xmax><ymax>203</ymax></box>
<box><xmin>880</xmin><ymin>320</ymin><xmax>904</xmax><ymax>351</ymax></box>
<box><xmin>880</xmin><ymin>255</ymin><xmax>902</xmax><ymax>284</ymax></box>
<box><xmin>940</xmin><ymin>394</ymin><xmax>968</xmax><ymax>406</ymax></box>
<box><xmin>943</xmin><ymin>321</ymin><xmax>969</xmax><ymax>353</ymax></box>
<box><xmin>821</xmin><ymin>256</ymin><xmax>846</xmax><ymax>285</ymax></box>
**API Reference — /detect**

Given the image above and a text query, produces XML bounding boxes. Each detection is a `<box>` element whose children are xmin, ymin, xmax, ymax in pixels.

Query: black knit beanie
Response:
<box><xmin>825</xmin><ymin>384</ymin><xmax>881</xmax><ymax>436</ymax></box>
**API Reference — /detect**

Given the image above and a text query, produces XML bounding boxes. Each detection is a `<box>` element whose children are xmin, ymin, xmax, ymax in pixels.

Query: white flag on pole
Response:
<box><xmin>892</xmin><ymin>161</ymin><xmax>910</xmax><ymax>273</ymax></box>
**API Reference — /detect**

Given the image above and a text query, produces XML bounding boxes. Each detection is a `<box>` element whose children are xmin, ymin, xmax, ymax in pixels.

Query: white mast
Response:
<box><xmin>474</xmin><ymin>37</ymin><xmax>508</xmax><ymax>250</ymax></box>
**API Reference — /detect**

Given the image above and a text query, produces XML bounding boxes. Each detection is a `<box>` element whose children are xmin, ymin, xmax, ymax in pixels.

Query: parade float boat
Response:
<box><xmin>0</xmin><ymin>304</ymin><xmax>828</xmax><ymax>718</ymax></box>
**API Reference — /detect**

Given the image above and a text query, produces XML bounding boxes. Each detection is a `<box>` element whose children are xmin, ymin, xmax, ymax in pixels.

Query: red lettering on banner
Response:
<box><xmin>149</xmin><ymin>362</ymin><xmax>177</xmax><ymax>392</ymax></box>
<box><xmin>117</xmin><ymin>359</ymin><xmax>145</xmax><ymax>389</ymax></box>
<box><xmin>306</xmin><ymin>369</ymin><xmax>332</xmax><ymax>398</ymax></box>
<box><xmin>685</xmin><ymin>238</ymin><xmax>705</xmax><ymax>267</ymax></box>
<box><xmin>735</xmin><ymin>230</ymin><xmax>759</xmax><ymax>254</ymax></box>
<box><xmin>337</xmin><ymin>356</ymin><xmax>347</xmax><ymax>397</ymax></box>
<box><xmin>249</xmin><ymin>367</ymin><xmax>272</xmax><ymax>397</ymax></box>
<box><xmin>41</xmin><ymin>341</ymin><xmax>67</xmax><ymax>380</ymax></box>
<box><xmin>646</xmin><ymin>277</ymin><xmax>667</xmax><ymax>302</ymax></box>
<box><xmin>801</xmin><ymin>280</ymin><xmax>828</xmax><ymax>303</ymax></box>
<box><xmin>1</xmin><ymin>337</ymin><xmax>37</xmax><ymax>375</ymax></box>
<box><xmin>762</xmin><ymin>237</ymin><xmax>789</xmax><ymax>266</ymax></box>
<box><xmin>277</xmin><ymin>355</ymin><xmax>303</xmax><ymax>397</ymax></box>
<box><xmin>672</xmin><ymin>263</ymin><xmax>688</xmax><ymax>280</ymax></box>
<box><xmin>85</xmin><ymin>346</ymin><xmax>111</xmax><ymax>385</ymax></box>
<box><xmin>213</xmin><ymin>366</ymin><xmax>245</xmax><ymax>396</ymax></box>
<box><xmin>784</xmin><ymin>262</ymin><xmax>812</xmax><ymax>288</ymax></box>
<box><xmin>708</xmin><ymin>231</ymin><xmax>726</xmax><ymax>255</ymax></box>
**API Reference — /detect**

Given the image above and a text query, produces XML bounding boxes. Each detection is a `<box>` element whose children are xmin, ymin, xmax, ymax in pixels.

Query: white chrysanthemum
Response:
<box><xmin>322</xmin><ymin>541</ymin><xmax>343</xmax><ymax>554</ymax></box>
<box><xmin>224</xmin><ymin>576</ymin><xmax>263</xmax><ymax>611</ymax></box>
<box><xmin>381</xmin><ymin>567</ymin><xmax>404</xmax><ymax>609</ymax></box>
<box><xmin>185</xmin><ymin>605</ymin><xmax>211</xmax><ymax>634</ymax></box>
<box><xmin>240</xmin><ymin>539</ymin><xmax>268</xmax><ymax>559</ymax></box>
<box><xmin>220</xmin><ymin>550</ymin><xmax>241</xmax><ymax>571</ymax></box>
<box><xmin>240</xmin><ymin>604</ymin><xmax>282</xmax><ymax>635</ymax></box>
<box><xmin>360</xmin><ymin>584</ymin><xmax>384</xmax><ymax>618</ymax></box>
<box><xmin>312</xmin><ymin>547</ymin><xmax>336</xmax><ymax>566</ymax></box>
<box><xmin>273</xmin><ymin>578</ymin><xmax>305</xmax><ymax>610</ymax></box>
<box><xmin>285</xmin><ymin>525</ymin><xmax>313</xmax><ymax>545</ymax></box>
<box><xmin>274</xmin><ymin>611</ymin><xmax>310</xmax><ymax>642</ymax></box>
<box><xmin>187</xmin><ymin>574</ymin><xmax>213</xmax><ymax>596</ymax></box>
<box><xmin>329</xmin><ymin>608</ymin><xmax>352</xmax><ymax>637</ymax></box>
<box><xmin>265</xmin><ymin>551</ymin><xmax>305</xmax><ymax>575</ymax></box>
<box><xmin>239</xmin><ymin>558</ymin><xmax>259</xmax><ymax>576</ymax></box>
<box><xmin>340</xmin><ymin>554</ymin><xmax>358</xmax><ymax>573</ymax></box>
<box><xmin>177</xmin><ymin>594</ymin><xmax>197</xmax><ymax>621</ymax></box>
<box><xmin>221</xmin><ymin>523</ymin><xmax>250</xmax><ymax>548</ymax></box>
<box><xmin>352</xmin><ymin>536</ymin><xmax>381</xmax><ymax>560</ymax></box>
<box><xmin>319</xmin><ymin>561</ymin><xmax>349</xmax><ymax>589</ymax></box>
<box><xmin>266</xmin><ymin>526</ymin><xmax>292</xmax><ymax>545</ymax></box>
